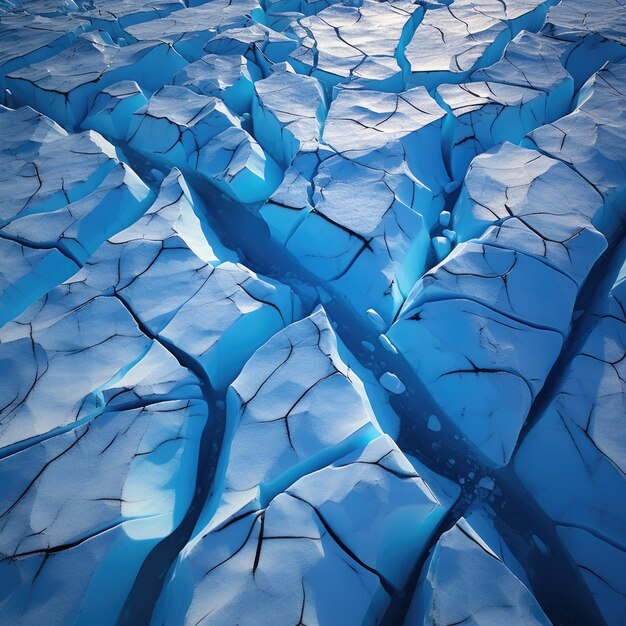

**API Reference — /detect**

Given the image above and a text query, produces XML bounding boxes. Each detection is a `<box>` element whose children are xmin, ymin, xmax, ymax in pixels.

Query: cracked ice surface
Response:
<box><xmin>287</xmin><ymin>0</ymin><xmax>423</xmax><ymax>92</ymax></box>
<box><xmin>516</xmin><ymin>244</ymin><xmax>626</xmax><ymax>626</ymax></box>
<box><xmin>405</xmin><ymin>512</ymin><xmax>551</xmax><ymax>625</ymax></box>
<box><xmin>1</xmin><ymin>0</ymin><xmax>625</xmax><ymax>625</ymax></box>
<box><xmin>153</xmin><ymin>311</ymin><xmax>459</xmax><ymax>625</ymax></box>
<box><xmin>123</xmin><ymin>0</ymin><xmax>263</xmax><ymax>61</ymax></box>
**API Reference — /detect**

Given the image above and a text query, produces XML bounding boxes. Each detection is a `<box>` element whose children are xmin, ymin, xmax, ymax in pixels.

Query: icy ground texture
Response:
<box><xmin>0</xmin><ymin>0</ymin><xmax>625</xmax><ymax>625</ymax></box>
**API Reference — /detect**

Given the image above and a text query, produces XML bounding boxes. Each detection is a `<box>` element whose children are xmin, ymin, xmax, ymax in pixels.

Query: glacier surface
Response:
<box><xmin>0</xmin><ymin>0</ymin><xmax>625</xmax><ymax>625</ymax></box>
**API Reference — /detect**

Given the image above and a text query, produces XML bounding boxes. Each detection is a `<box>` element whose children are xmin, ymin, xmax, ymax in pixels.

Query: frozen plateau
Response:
<box><xmin>0</xmin><ymin>0</ymin><xmax>625</xmax><ymax>624</ymax></box>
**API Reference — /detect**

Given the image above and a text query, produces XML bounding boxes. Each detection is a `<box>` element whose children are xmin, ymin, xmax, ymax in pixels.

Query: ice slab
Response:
<box><xmin>252</xmin><ymin>69</ymin><xmax>327</xmax><ymax>167</ymax></box>
<box><xmin>79</xmin><ymin>174</ymin><xmax>298</xmax><ymax>390</ymax></box>
<box><xmin>80</xmin><ymin>0</ymin><xmax>185</xmax><ymax>40</ymax></box>
<box><xmin>265</xmin><ymin>0</ymin><xmax>358</xmax><ymax>20</ymax></box>
<box><xmin>172</xmin><ymin>54</ymin><xmax>262</xmax><ymax>115</ymax></box>
<box><xmin>124</xmin><ymin>0</ymin><xmax>262</xmax><ymax>62</ymax></box>
<box><xmin>0</xmin><ymin>111</ymin><xmax>120</xmax><ymax>224</ymax></box>
<box><xmin>285</xmin><ymin>154</ymin><xmax>430</xmax><ymax>324</ymax></box>
<box><xmin>0</xmin><ymin>106</ymin><xmax>152</xmax><ymax>320</ymax></box>
<box><xmin>405</xmin><ymin>515</ymin><xmax>551</xmax><ymax>625</ymax></box>
<box><xmin>0</xmin><ymin>103</ymin><xmax>68</xmax><ymax>151</ymax></box>
<box><xmin>323</xmin><ymin>86</ymin><xmax>449</xmax><ymax>226</ymax></box>
<box><xmin>206</xmin><ymin>307</ymin><xmax>385</xmax><ymax>526</ymax></box>
<box><xmin>126</xmin><ymin>85</ymin><xmax>241</xmax><ymax>171</ymax></box>
<box><xmin>154</xmin><ymin>431</ymin><xmax>458</xmax><ymax>625</ymax></box>
<box><xmin>204</xmin><ymin>23</ymin><xmax>299</xmax><ymax>75</ymax></box>
<box><xmin>402</xmin><ymin>240</ymin><xmax>578</xmax><ymax>334</ymax></box>
<box><xmin>388</xmin><ymin>297</ymin><xmax>563</xmax><ymax>465</ymax></box>
<box><xmin>0</xmin><ymin>291</ymin><xmax>152</xmax><ymax>450</ymax></box>
<box><xmin>0</xmin><ymin>12</ymin><xmax>87</xmax><ymax>85</ymax></box>
<box><xmin>471</xmin><ymin>30</ymin><xmax>574</xmax><ymax>119</ymax></box>
<box><xmin>6</xmin><ymin>31</ymin><xmax>187</xmax><ymax>129</ymax></box>
<box><xmin>515</xmin><ymin>247</ymin><xmax>626</xmax><ymax>625</ymax></box>
<box><xmin>3</xmin><ymin>164</ymin><xmax>152</xmax><ymax>266</ymax></box>
<box><xmin>406</xmin><ymin>0</ymin><xmax>556</xmax><ymax>89</ymax></box>
<box><xmin>541</xmin><ymin>0</ymin><xmax>626</xmax><ymax>88</ymax></box>
<box><xmin>288</xmin><ymin>0</ymin><xmax>422</xmax><ymax>92</ymax></box>
<box><xmin>196</xmin><ymin>126</ymin><xmax>283</xmax><ymax>204</ymax></box>
<box><xmin>452</xmin><ymin>141</ymin><xmax>607</xmax><ymax>286</ymax></box>
<box><xmin>524</xmin><ymin>61</ymin><xmax>626</xmax><ymax>235</ymax></box>
<box><xmin>387</xmin><ymin>129</ymin><xmax>622</xmax><ymax>465</ymax></box>
<box><xmin>82</xmin><ymin>80</ymin><xmax>149</xmax><ymax>142</ymax></box>
<box><xmin>437</xmin><ymin>80</ymin><xmax>550</xmax><ymax>181</ymax></box>
<box><xmin>0</xmin><ymin>238</ymin><xmax>78</xmax><ymax>328</ymax></box>
<box><xmin>0</xmin><ymin>398</ymin><xmax>207</xmax><ymax>625</ymax></box>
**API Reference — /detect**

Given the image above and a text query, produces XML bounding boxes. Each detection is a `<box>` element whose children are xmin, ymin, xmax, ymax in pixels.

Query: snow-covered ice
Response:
<box><xmin>0</xmin><ymin>0</ymin><xmax>625</xmax><ymax>624</ymax></box>
<box><xmin>405</xmin><ymin>512</ymin><xmax>551</xmax><ymax>625</ymax></box>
